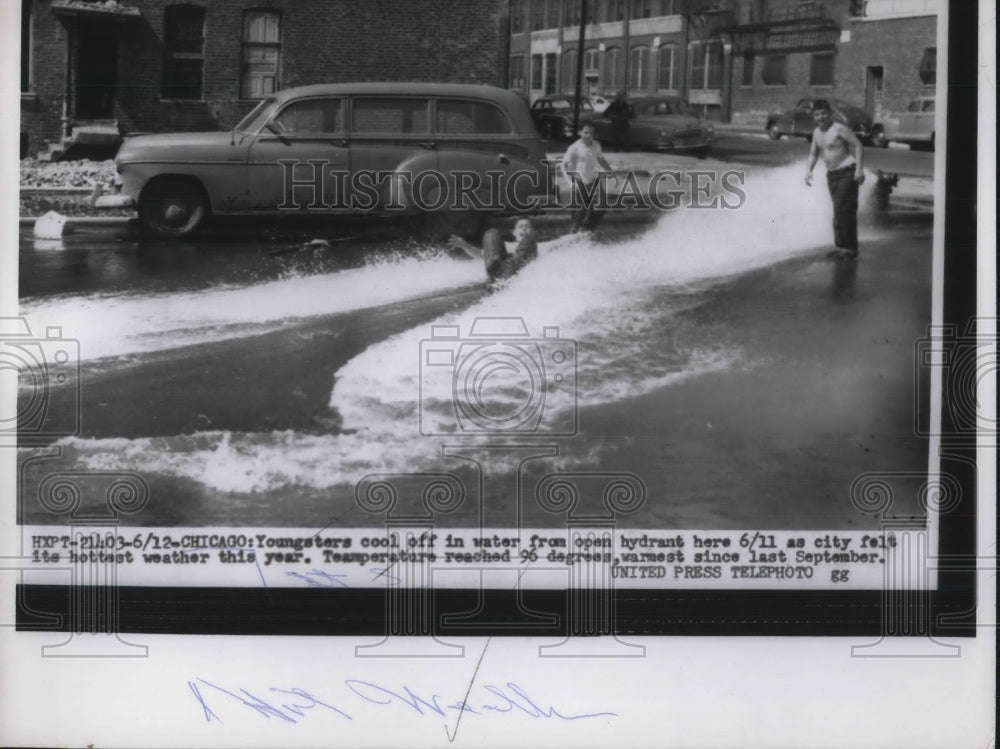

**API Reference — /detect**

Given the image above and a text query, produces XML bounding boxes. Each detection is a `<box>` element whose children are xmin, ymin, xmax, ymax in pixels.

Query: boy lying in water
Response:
<box><xmin>449</xmin><ymin>219</ymin><xmax>538</xmax><ymax>283</ymax></box>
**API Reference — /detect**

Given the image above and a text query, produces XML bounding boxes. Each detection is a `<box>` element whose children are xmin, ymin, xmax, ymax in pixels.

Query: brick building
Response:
<box><xmin>726</xmin><ymin>0</ymin><xmax>938</xmax><ymax>127</ymax></box>
<box><xmin>19</xmin><ymin>0</ymin><xmax>510</xmax><ymax>159</ymax></box>
<box><xmin>507</xmin><ymin>0</ymin><xmax>938</xmax><ymax>124</ymax></box>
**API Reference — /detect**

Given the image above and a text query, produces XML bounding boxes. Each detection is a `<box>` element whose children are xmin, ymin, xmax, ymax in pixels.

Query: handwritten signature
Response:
<box><xmin>188</xmin><ymin>678</ymin><xmax>617</xmax><ymax>725</ymax></box>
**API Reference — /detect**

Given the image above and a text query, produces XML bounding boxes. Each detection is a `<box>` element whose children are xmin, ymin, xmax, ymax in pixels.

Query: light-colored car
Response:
<box><xmin>582</xmin><ymin>96</ymin><xmax>714</xmax><ymax>154</ymax></box>
<box><xmin>116</xmin><ymin>82</ymin><xmax>552</xmax><ymax>237</ymax></box>
<box><xmin>766</xmin><ymin>98</ymin><xmax>874</xmax><ymax>143</ymax></box>
<box><xmin>871</xmin><ymin>97</ymin><xmax>936</xmax><ymax>150</ymax></box>
<box><xmin>588</xmin><ymin>95</ymin><xmax>610</xmax><ymax>113</ymax></box>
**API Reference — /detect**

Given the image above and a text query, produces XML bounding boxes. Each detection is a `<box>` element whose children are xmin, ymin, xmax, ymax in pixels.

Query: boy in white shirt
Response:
<box><xmin>560</xmin><ymin>125</ymin><xmax>613</xmax><ymax>232</ymax></box>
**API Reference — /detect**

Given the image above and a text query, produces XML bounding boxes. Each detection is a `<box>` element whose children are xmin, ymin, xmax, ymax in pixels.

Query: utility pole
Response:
<box><xmin>572</xmin><ymin>0</ymin><xmax>588</xmax><ymax>135</ymax></box>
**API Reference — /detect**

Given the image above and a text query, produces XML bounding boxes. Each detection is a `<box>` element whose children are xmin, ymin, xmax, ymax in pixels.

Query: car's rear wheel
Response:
<box><xmin>767</xmin><ymin>122</ymin><xmax>782</xmax><ymax>140</ymax></box>
<box><xmin>870</xmin><ymin>126</ymin><xmax>889</xmax><ymax>148</ymax></box>
<box><xmin>691</xmin><ymin>145</ymin><xmax>710</xmax><ymax>159</ymax></box>
<box><xmin>138</xmin><ymin>178</ymin><xmax>209</xmax><ymax>238</ymax></box>
<box><xmin>547</xmin><ymin>121</ymin><xmax>561</xmax><ymax>140</ymax></box>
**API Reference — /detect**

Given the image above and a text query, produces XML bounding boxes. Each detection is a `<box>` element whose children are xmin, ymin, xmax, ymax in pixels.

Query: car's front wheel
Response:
<box><xmin>138</xmin><ymin>178</ymin><xmax>209</xmax><ymax>238</ymax></box>
<box><xmin>870</xmin><ymin>126</ymin><xmax>889</xmax><ymax>148</ymax></box>
<box><xmin>767</xmin><ymin>122</ymin><xmax>782</xmax><ymax>140</ymax></box>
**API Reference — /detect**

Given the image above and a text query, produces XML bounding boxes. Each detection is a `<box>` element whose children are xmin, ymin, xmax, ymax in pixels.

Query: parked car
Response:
<box><xmin>872</xmin><ymin>96</ymin><xmax>936</xmax><ymax>150</ymax></box>
<box><xmin>765</xmin><ymin>98</ymin><xmax>874</xmax><ymax>143</ymax></box>
<box><xmin>529</xmin><ymin>94</ymin><xmax>595</xmax><ymax>139</ymax></box>
<box><xmin>588</xmin><ymin>94</ymin><xmax>611</xmax><ymax>113</ymax></box>
<box><xmin>115</xmin><ymin>82</ymin><xmax>552</xmax><ymax>237</ymax></box>
<box><xmin>581</xmin><ymin>96</ymin><xmax>714</xmax><ymax>154</ymax></box>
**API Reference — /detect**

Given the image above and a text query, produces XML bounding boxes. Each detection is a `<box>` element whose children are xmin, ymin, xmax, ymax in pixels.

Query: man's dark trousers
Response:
<box><xmin>826</xmin><ymin>164</ymin><xmax>860</xmax><ymax>253</ymax></box>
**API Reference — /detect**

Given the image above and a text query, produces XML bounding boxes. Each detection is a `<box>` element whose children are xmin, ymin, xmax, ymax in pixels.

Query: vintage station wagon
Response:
<box><xmin>871</xmin><ymin>97</ymin><xmax>936</xmax><ymax>151</ymax></box>
<box><xmin>115</xmin><ymin>82</ymin><xmax>552</xmax><ymax>237</ymax></box>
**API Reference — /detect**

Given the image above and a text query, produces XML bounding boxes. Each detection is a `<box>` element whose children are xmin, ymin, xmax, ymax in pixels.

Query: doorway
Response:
<box><xmin>865</xmin><ymin>65</ymin><xmax>884</xmax><ymax>116</ymax></box>
<box><xmin>75</xmin><ymin>21</ymin><xmax>118</xmax><ymax>119</ymax></box>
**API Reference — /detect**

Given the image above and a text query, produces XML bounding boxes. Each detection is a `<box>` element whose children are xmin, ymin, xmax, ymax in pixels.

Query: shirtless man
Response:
<box><xmin>804</xmin><ymin>99</ymin><xmax>866</xmax><ymax>259</ymax></box>
<box><xmin>450</xmin><ymin>218</ymin><xmax>539</xmax><ymax>283</ymax></box>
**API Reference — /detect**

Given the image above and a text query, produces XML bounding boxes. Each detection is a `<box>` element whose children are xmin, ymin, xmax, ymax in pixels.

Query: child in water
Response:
<box><xmin>449</xmin><ymin>218</ymin><xmax>539</xmax><ymax>283</ymax></box>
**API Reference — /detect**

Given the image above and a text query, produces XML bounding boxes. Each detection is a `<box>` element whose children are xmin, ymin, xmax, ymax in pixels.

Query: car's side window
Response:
<box><xmin>921</xmin><ymin>100</ymin><xmax>935</xmax><ymax>113</ymax></box>
<box><xmin>351</xmin><ymin>98</ymin><xmax>430</xmax><ymax>134</ymax></box>
<box><xmin>436</xmin><ymin>99</ymin><xmax>514</xmax><ymax>135</ymax></box>
<box><xmin>908</xmin><ymin>101</ymin><xmax>921</xmax><ymax>112</ymax></box>
<box><xmin>273</xmin><ymin>98</ymin><xmax>342</xmax><ymax>134</ymax></box>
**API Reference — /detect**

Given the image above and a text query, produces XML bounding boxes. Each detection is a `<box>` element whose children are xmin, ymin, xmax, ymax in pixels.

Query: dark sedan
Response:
<box><xmin>765</xmin><ymin>98</ymin><xmax>873</xmax><ymax>143</ymax></box>
<box><xmin>581</xmin><ymin>96</ymin><xmax>714</xmax><ymax>153</ymax></box>
<box><xmin>529</xmin><ymin>95</ymin><xmax>594</xmax><ymax>139</ymax></box>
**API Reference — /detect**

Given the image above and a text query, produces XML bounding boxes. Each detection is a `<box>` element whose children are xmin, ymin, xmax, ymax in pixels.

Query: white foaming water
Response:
<box><xmin>62</xmin><ymin>165</ymin><xmax>879</xmax><ymax>492</ymax></box>
<box><xmin>20</xmin><ymin>251</ymin><xmax>482</xmax><ymax>363</ymax></box>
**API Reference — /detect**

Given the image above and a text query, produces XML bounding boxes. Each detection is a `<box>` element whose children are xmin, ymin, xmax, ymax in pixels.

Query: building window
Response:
<box><xmin>919</xmin><ymin>47</ymin><xmax>936</xmax><ymax>84</ymax></box>
<box><xmin>511</xmin><ymin>0</ymin><xmax>525</xmax><ymax>33</ymax></box>
<box><xmin>567</xmin><ymin>0</ymin><xmax>580</xmax><ymax>26</ymax></box>
<box><xmin>545</xmin><ymin>52</ymin><xmax>557</xmax><ymax>93</ymax></box>
<box><xmin>546</xmin><ymin>0</ymin><xmax>560</xmax><ymax>28</ymax></box>
<box><xmin>604</xmin><ymin>46</ymin><xmax>622</xmax><ymax>90</ymax></box>
<box><xmin>632</xmin><ymin>0</ymin><xmax>652</xmax><ymax>19</ymax></box>
<box><xmin>629</xmin><ymin>45</ymin><xmax>648</xmax><ymax>90</ymax></box>
<box><xmin>585</xmin><ymin>48</ymin><xmax>600</xmax><ymax>72</ymax></box>
<box><xmin>657</xmin><ymin>44</ymin><xmax>678</xmax><ymax>90</ymax></box>
<box><xmin>531</xmin><ymin>54</ymin><xmax>543</xmax><ymax>89</ymax></box>
<box><xmin>606</xmin><ymin>0</ymin><xmax>625</xmax><ymax>21</ymax></box>
<box><xmin>741</xmin><ymin>52</ymin><xmax>754</xmax><ymax>86</ymax></box>
<box><xmin>810</xmin><ymin>52</ymin><xmax>834</xmax><ymax>86</ymax></box>
<box><xmin>563</xmin><ymin>48</ymin><xmax>578</xmax><ymax>90</ymax></box>
<box><xmin>163</xmin><ymin>4</ymin><xmax>205</xmax><ymax>99</ymax></box>
<box><xmin>761</xmin><ymin>54</ymin><xmax>787</xmax><ymax>86</ymax></box>
<box><xmin>532</xmin><ymin>1</ymin><xmax>545</xmax><ymax>30</ymax></box>
<box><xmin>690</xmin><ymin>41</ymin><xmax>724</xmax><ymax>90</ymax></box>
<box><xmin>660</xmin><ymin>0</ymin><xmax>677</xmax><ymax>14</ymax></box>
<box><xmin>241</xmin><ymin>10</ymin><xmax>281</xmax><ymax>99</ymax></box>
<box><xmin>21</xmin><ymin>0</ymin><xmax>32</xmax><ymax>92</ymax></box>
<box><xmin>510</xmin><ymin>55</ymin><xmax>527</xmax><ymax>92</ymax></box>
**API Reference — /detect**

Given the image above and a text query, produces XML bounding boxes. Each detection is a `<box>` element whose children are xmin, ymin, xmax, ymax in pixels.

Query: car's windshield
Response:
<box><xmin>235</xmin><ymin>97</ymin><xmax>278</xmax><ymax>132</ymax></box>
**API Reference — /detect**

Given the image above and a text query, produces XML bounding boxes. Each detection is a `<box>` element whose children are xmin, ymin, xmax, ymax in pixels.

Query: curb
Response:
<box><xmin>20</xmin><ymin>216</ymin><xmax>135</xmax><ymax>227</ymax></box>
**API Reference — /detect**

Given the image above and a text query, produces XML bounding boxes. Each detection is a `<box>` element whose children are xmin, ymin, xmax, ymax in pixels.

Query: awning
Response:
<box><xmin>50</xmin><ymin>0</ymin><xmax>141</xmax><ymax>20</ymax></box>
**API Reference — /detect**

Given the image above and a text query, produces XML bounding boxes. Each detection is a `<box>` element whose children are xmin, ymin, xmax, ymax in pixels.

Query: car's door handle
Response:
<box><xmin>497</xmin><ymin>153</ymin><xmax>509</xmax><ymax>164</ymax></box>
<box><xmin>418</xmin><ymin>142</ymin><xmax>437</xmax><ymax>150</ymax></box>
<box><xmin>329</xmin><ymin>139</ymin><xmax>348</xmax><ymax>148</ymax></box>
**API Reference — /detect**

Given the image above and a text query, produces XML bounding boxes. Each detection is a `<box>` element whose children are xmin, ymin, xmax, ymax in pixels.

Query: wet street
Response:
<box><xmin>15</xmin><ymin>130</ymin><xmax>936</xmax><ymax>528</ymax></box>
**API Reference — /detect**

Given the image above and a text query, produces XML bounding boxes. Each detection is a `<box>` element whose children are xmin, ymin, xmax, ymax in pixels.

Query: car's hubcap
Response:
<box><xmin>163</xmin><ymin>202</ymin><xmax>189</xmax><ymax>226</ymax></box>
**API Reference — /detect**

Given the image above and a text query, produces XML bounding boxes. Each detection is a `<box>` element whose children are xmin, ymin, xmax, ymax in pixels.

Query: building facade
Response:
<box><xmin>20</xmin><ymin>0</ymin><xmax>510</xmax><ymax>159</ymax></box>
<box><xmin>726</xmin><ymin>0</ymin><xmax>938</xmax><ymax>127</ymax></box>
<box><xmin>507</xmin><ymin>0</ymin><xmax>938</xmax><ymax>124</ymax></box>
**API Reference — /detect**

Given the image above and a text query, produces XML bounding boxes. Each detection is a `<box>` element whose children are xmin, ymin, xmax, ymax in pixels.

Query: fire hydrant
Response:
<box><xmin>874</xmin><ymin>169</ymin><xmax>899</xmax><ymax>212</ymax></box>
